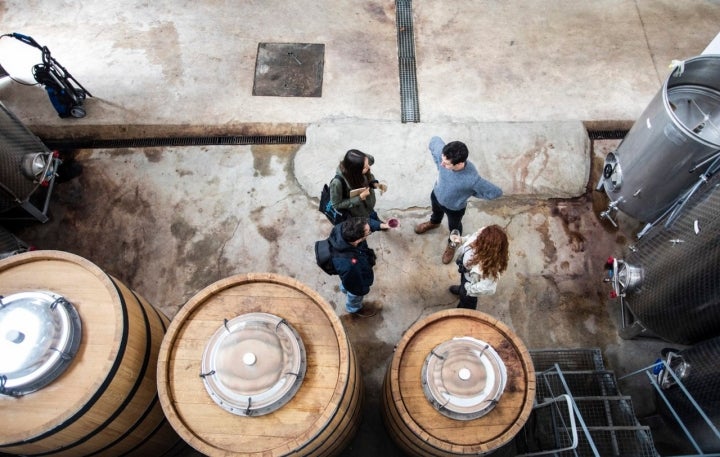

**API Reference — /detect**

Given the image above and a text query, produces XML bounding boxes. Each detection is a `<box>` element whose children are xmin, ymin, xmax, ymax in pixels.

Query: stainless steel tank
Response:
<box><xmin>607</xmin><ymin>170</ymin><xmax>720</xmax><ymax>345</ymax></box>
<box><xmin>601</xmin><ymin>54</ymin><xmax>720</xmax><ymax>223</ymax></box>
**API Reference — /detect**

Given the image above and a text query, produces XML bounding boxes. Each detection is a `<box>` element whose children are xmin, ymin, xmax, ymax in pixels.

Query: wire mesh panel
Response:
<box><xmin>536</xmin><ymin>371</ymin><xmax>620</xmax><ymax>401</ymax></box>
<box><xmin>527</xmin><ymin>364</ymin><xmax>661</xmax><ymax>457</ymax></box>
<box><xmin>531</xmin><ymin>349</ymin><xmax>605</xmax><ymax>372</ymax></box>
<box><xmin>524</xmin><ymin>419</ymin><xmax>659</xmax><ymax>457</ymax></box>
<box><xmin>568</xmin><ymin>428</ymin><xmax>659</xmax><ymax>457</ymax></box>
<box><xmin>0</xmin><ymin>101</ymin><xmax>53</xmax><ymax>215</ymax></box>
<box><xmin>573</xmin><ymin>397</ymin><xmax>642</xmax><ymax>427</ymax></box>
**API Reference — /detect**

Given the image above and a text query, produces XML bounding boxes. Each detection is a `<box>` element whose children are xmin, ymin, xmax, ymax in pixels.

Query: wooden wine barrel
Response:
<box><xmin>382</xmin><ymin>309</ymin><xmax>535</xmax><ymax>457</ymax></box>
<box><xmin>0</xmin><ymin>250</ymin><xmax>185</xmax><ymax>457</ymax></box>
<box><xmin>157</xmin><ymin>273</ymin><xmax>363</xmax><ymax>457</ymax></box>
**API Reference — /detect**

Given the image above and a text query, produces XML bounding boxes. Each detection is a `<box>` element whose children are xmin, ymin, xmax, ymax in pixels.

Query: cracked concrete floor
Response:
<box><xmin>11</xmin><ymin>138</ymin><xmax>672</xmax><ymax>456</ymax></box>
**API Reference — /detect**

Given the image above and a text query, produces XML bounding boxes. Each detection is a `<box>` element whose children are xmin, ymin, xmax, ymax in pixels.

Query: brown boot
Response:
<box><xmin>442</xmin><ymin>243</ymin><xmax>457</xmax><ymax>264</ymax></box>
<box><xmin>415</xmin><ymin>221</ymin><xmax>440</xmax><ymax>234</ymax></box>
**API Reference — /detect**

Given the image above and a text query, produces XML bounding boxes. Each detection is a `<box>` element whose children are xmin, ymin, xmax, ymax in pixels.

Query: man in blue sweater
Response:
<box><xmin>415</xmin><ymin>137</ymin><xmax>503</xmax><ymax>264</ymax></box>
<box><xmin>329</xmin><ymin>217</ymin><xmax>378</xmax><ymax>317</ymax></box>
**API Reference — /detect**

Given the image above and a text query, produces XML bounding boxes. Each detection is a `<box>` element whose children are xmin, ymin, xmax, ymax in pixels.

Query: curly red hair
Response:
<box><xmin>465</xmin><ymin>224</ymin><xmax>509</xmax><ymax>279</ymax></box>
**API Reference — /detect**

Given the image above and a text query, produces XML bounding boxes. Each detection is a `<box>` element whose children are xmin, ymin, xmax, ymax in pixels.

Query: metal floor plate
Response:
<box><xmin>253</xmin><ymin>43</ymin><xmax>324</xmax><ymax>97</ymax></box>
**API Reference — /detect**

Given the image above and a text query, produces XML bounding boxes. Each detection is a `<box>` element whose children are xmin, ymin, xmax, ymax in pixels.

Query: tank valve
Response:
<box><xmin>599</xmin><ymin>198</ymin><xmax>622</xmax><ymax>227</ymax></box>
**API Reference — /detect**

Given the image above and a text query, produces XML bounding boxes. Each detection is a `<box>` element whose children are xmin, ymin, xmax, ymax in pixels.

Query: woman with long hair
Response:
<box><xmin>449</xmin><ymin>224</ymin><xmax>509</xmax><ymax>309</ymax></box>
<box><xmin>330</xmin><ymin>149</ymin><xmax>389</xmax><ymax>231</ymax></box>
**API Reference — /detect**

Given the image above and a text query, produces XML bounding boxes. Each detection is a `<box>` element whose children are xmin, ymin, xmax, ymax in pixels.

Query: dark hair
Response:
<box><xmin>465</xmin><ymin>224</ymin><xmax>509</xmax><ymax>279</ymax></box>
<box><xmin>339</xmin><ymin>149</ymin><xmax>370</xmax><ymax>189</ymax></box>
<box><xmin>341</xmin><ymin>217</ymin><xmax>369</xmax><ymax>243</ymax></box>
<box><xmin>442</xmin><ymin>141</ymin><xmax>469</xmax><ymax>165</ymax></box>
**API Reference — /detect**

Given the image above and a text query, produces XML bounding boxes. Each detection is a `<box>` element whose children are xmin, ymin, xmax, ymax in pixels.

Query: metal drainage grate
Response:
<box><xmin>41</xmin><ymin>135</ymin><xmax>306</xmax><ymax>150</ymax></box>
<box><xmin>587</xmin><ymin>130</ymin><xmax>628</xmax><ymax>140</ymax></box>
<box><xmin>396</xmin><ymin>0</ymin><xmax>420</xmax><ymax>123</ymax></box>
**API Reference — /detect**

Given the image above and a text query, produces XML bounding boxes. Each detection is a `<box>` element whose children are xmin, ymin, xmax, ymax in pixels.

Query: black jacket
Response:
<box><xmin>328</xmin><ymin>223</ymin><xmax>374</xmax><ymax>296</ymax></box>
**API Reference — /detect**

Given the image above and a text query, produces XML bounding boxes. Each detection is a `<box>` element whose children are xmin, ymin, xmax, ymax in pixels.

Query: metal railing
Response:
<box><xmin>517</xmin><ymin>393</ymin><xmax>580</xmax><ymax>456</ymax></box>
<box><xmin>620</xmin><ymin>361</ymin><xmax>720</xmax><ymax>457</ymax></box>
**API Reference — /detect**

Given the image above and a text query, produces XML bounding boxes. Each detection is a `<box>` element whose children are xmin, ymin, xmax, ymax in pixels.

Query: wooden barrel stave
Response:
<box><xmin>288</xmin><ymin>345</ymin><xmax>363</xmax><ymax>457</ymax></box>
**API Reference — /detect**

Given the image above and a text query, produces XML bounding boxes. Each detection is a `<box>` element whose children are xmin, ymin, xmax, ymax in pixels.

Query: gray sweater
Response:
<box><xmin>430</xmin><ymin>136</ymin><xmax>502</xmax><ymax>210</ymax></box>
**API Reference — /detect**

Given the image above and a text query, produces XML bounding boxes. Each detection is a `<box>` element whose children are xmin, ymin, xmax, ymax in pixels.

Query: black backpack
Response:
<box><xmin>319</xmin><ymin>175</ymin><xmax>350</xmax><ymax>225</ymax></box>
<box><xmin>314</xmin><ymin>238</ymin><xmax>354</xmax><ymax>275</ymax></box>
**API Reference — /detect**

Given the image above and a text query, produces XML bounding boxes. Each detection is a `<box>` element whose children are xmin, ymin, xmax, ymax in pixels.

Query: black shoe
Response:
<box><xmin>449</xmin><ymin>285</ymin><xmax>460</xmax><ymax>295</ymax></box>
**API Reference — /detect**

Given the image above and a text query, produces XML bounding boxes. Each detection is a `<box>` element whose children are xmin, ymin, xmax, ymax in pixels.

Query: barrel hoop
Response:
<box><xmin>26</xmin><ymin>279</ymin><xmax>153</xmax><ymax>456</ymax></box>
<box><xmin>157</xmin><ymin>437</ymin><xmax>191</xmax><ymax>457</ymax></box>
<box><xmin>144</xmin><ymin>295</ymin><xmax>170</xmax><ymax>332</ymax></box>
<box><xmin>382</xmin><ymin>370</ymin><xmax>429</xmax><ymax>456</ymax></box>
<box><xmin>287</xmin><ymin>337</ymin><xmax>356</xmax><ymax>456</ymax></box>
<box><xmin>384</xmin><ymin>373</ymin><xmax>522</xmax><ymax>457</ymax></box>
<box><xmin>117</xmin><ymin>410</ymin><xmax>185</xmax><ymax>457</ymax></box>
<box><xmin>85</xmin><ymin>288</ymin><xmax>164</xmax><ymax>457</ymax></box>
<box><xmin>158</xmin><ymin>434</ymin><xmax>191</xmax><ymax>457</ymax></box>
<box><xmin>89</xmin><ymin>396</ymin><xmax>160</xmax><ymax>457</ymax></box>
<box><xmin>115</xmin><ymin>295</ymin><xmax>184</xmax><ymax>457</ymax></box>
<box><xmin>302</xmin><ymin>347</ymin><xmax>363</xmax><ymax>456</ymax></box>
<box><xmin>0</xmin><ymin>276</ymin><xmax>131</xmax><ymax>449</ymax></box>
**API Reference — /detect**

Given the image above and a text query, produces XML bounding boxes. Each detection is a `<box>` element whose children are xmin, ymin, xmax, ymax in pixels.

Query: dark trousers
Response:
<box><xmin>457</xmin><ymin>273</ymin><xmax>478</xmax><ymax>309</ymax></box>
<box><xmin>430</xmin><ymin>191</ymin><xmax>466</xmax><ymax>240</ymax></box>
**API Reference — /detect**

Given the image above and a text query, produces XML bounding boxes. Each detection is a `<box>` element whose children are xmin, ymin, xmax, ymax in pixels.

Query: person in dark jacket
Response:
<box><xmin>328</xmin><ymin>216</ymin><xmax>378</xmax><ymax>317</ymax></box>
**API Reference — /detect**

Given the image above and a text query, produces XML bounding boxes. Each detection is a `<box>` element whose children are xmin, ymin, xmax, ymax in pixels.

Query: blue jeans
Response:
<box><xmin>368</xmin><ymin>211</ymin><xmax>383</xmax><ymax>232</ymax></box>
<box><xmin>340</xmin><ymin>283</ymin><xmax>364</xmax><ymax>313</ymax></box>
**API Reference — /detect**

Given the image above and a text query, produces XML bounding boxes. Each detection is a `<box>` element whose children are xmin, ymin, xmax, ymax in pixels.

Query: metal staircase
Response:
<box><xmin>513</xmin><ymin>348</ymin><xmax>660</xmax><ymax>457</ymax></box>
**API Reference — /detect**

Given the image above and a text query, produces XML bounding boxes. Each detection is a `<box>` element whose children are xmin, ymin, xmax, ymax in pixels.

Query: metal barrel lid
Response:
<box><xmin>0</xmin><ymin>291</ymin><xmax>82</xmax><ymax>396</ymax></box>
<box><xmin>421</xmin><ymin>336</ymin><xmax>507</xmax><ymax>420</ymax></box>
<box><xmin>200</xmin><ymin>312</ymin><xmax>307</xmax><ymax>416</ymax></box>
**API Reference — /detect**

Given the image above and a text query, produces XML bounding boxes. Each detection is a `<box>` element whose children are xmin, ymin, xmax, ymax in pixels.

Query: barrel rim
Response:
<box><xmin>0</xmin><ymin>250</ymin><xmax>126</xmax><ymax>445</ymax></box>
<box><xmin>157</xmin><ymin>272</ymin><xmax>353</xmax><ymax>456</ymax></box>
<box><xmin>388</xmin><ymin>309</ymin><xmax>536</xmax><ymax>454</ymax></box>
<box><xmin>0</xmin><ymin>250</ymin><xmax>179</xmax><ymax>457</ymax></box>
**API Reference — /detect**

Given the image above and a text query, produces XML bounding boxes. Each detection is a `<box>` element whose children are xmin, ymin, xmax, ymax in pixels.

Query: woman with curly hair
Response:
<box><xmin>449</xmin><ymin>224</ymin><xmax>509</xmax><ymax>309</ymax></box>
<box><xmin>330</xmin><ymin>149</ymin><xmax>389</xmax><ymax>232</ymax></box>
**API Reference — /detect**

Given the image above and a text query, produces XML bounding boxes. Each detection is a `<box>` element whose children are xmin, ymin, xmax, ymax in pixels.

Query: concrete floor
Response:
<box><xmin>2</xmin><ymin>1</ymin><xmax>719</xmax><ymax>456</ymax></box>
